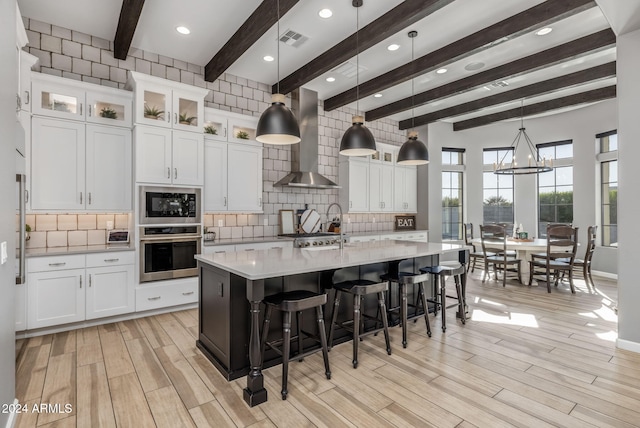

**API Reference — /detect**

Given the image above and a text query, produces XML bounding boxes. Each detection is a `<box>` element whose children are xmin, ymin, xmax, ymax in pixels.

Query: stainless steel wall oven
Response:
<box><xmin>140</xmin><ymin>186</ymin><xmax>201</xmax><ymax>224</ymax></box>
<box><xmin>139</xmin><ymin>225</ymin><xmax>201</xmax><ymax>282</ymax></box>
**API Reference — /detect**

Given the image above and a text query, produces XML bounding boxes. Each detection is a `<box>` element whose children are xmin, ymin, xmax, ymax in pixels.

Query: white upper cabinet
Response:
<box><xmin>394</xmin><ymin>166</ymin><xmax>418</xmax><ymax>213</ymax></box>
<box><xmin>127</xmin><ymin>71</ymin><xmax>209</xmax><ymax>132</ymax></box>
<box><xmin>370</xmin><ymin>163</ymin><xmax>394</xmax><ymax>212</ymax></box>
<box><xmin>203</xmin><ymin>140</ymin><xmax>228</xmax><ymax>211</ymax></box>
<box><xmin>135</xmin><ymin>125</ymin><xmax>204</xmax><ymax>186</ymax></box>
<box><xmin>31</xmin><ymin>73</ymin><xmax>132</xmax><ymax>127</ymax></box>
<box><xmin>339</xmin><ymin>157</ymin><xmax>369</xmax><ymax>213</ymax></box>
<box><xmin>31</xmin><ymin>117</ymin><xmax>132</xmax><ymax>211</ymax></box>
<box><xmin>203</xmin><ymin>108</ymin><xmax>259</xmax><ymax>144</ymax></box>
<box><xmin>18</xmin><ymin>53</ymin><xmax>38</xmax><ymax>113</ymax></box>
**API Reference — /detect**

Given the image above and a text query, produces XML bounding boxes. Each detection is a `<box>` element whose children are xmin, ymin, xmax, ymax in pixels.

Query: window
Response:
<box><xmin>537</xmin><ymin>141</ymin><xmax>573</xmax><ymax>237</ymax></box>
<box><xmin>598</xmin><ymin>131</ymin><xmax>617</xmax><ymax>246</ymax></box>
<box><xmin>442</xmin><ymin>148</ymin><xmax>464</xmax><ymax>240</ymax></box>
<box><xmin>483</xmin><ymin>148</ymin><xmax>514</xmax><ymax>224</ymax></box>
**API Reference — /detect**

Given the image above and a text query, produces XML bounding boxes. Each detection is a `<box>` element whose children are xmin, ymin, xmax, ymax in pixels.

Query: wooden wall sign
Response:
<box><xmin>395</xmin><ymin>215</ymin><xmax>416</xmax><ymax>231</ymax></box>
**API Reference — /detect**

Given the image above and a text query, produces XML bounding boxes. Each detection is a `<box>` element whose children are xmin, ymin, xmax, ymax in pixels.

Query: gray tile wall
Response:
<box><xmin>23</xmin><ymin>17</ymin><xmax>410</xmax><ymax>240</ymax></box>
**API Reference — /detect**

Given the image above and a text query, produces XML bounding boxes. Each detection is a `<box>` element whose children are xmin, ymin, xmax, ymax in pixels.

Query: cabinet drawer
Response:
<box><xmin>136</xmin><ymin>279</ymin><xmax>198</xmax><ymax>311</ymax></box>
<box><xmin>86</xmin><ymin>251</ymin><xmax>135</xmax><ymax>267</ymax></box>
<box><xmin>202</xmin><ymin>244</ymin><xmax>236</xmax><ymax>255</ymax></box>
<box><xmin>27</xmin><ymin>254</ymin><xmax>85</xmax><ymax>273</ymax></box>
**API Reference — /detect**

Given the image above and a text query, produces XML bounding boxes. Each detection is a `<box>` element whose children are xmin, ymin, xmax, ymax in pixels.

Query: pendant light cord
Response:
<box><xmin>411</xmin><ymin>35</ymin><xmax>415</xmax><ymax>132</ymax></box>
<box><xmin>276</xmin><ymin>0</ymin><xmax>280</xmax><ymax>94</ymax></box>
<box><xmin>355</xmin><ymin>4</ymin><xmax>360</xmax><ymax>115</ymax></box>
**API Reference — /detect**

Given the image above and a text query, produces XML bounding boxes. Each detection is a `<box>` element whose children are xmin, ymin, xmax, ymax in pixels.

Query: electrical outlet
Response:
<box><xmin>106</xmin><ymin>220</ymin><xmax>114</xmax><ymax>230</ymax></box>
<box><xmin>218</xmin><ymin>219</ymin><xmax>224</xmax><ymax>227</ymax></box>
<box><xmin>263</xmin><ymin>218</ymin><xmax>268</xmax><ymax>226</ymax></box>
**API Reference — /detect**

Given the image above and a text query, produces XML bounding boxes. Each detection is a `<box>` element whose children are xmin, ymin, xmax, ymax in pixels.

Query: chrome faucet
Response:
<box><xmin>326</xmin><ymin>202</ymin><xmax>344</xmax><ymax>250</ymax></box>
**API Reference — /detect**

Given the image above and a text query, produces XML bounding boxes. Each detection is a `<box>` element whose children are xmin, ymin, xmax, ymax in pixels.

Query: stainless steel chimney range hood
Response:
<box><xmin>273</xmin><ymin>88</ymin><xmax>341</xmax><ymax>189</ymax></box>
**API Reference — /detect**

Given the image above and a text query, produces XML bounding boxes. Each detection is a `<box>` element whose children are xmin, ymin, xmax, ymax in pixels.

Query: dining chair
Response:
<box><xmin>464</xmin><ymin>223</ymin><xmax>493</xmax><ymax>273</ymax></box>
<box><xmin>480</xmin><ymin>224</ymin><xmax>522</xmax><ymax>287</ymax></box>
<box><xmin>529</xmin><ymin>225</ymin><xmax>579</xmax><ymax>293</ymax></box>
<box><xmin>557</xmin><ymin>225</ymin><xmax>597</xmax><ymax>292</ymax></box>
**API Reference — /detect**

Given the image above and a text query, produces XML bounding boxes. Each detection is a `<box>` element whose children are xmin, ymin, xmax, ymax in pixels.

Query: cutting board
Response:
<box><xmin>300</xmin><ymin>209</ymin><xmax>321</xmax><ymax>233</ymax></box>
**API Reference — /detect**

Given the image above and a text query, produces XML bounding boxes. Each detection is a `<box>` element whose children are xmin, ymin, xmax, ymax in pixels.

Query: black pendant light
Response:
<box><xmin>397</xmin><ymin>31</ymin><xmax>429</xmax><ymax>166</ymax></box>
<box><xmin>339</xmin><ymin>0</ymin><xmax>376</xmax><ymax>156</ymax></box>
<box><xmin>255</xmin><ymin>0</ymin><xmax>301</xmax><ymax>145</ymax></box>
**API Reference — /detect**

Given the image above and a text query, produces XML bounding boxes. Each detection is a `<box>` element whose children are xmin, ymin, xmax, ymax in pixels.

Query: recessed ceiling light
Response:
<box><xmin>387</xmin><ymin>44</ymin><xmax>400</xmax><ymax>51</ymax></box>
<box><xmin>176</xmin><ymin>26</ymin><xmax>190</xmax><ymax>35</ymax></box>
<box><xmin>436</xmin><ymin>68</ymin><xmax>448</xmax><ymax>74</ymax></box>
<box><xmin>374</xmin><ymin>93</ymin><xmax>382</xmax><ymax>98</ymax></box>
<box><xmin>464</xmin><ymin>61</ymin><xmax>485</xmax><ymax>71</ymax></box>
<box><xmin>263</xmin><ymin>55</ymin><xmax>274</xmax><ymax>62</ymax></box>
<box><xmin>326</xmin><ymin>77</ymin><xmax>336</xmax><ymax>82</ymax></box>
<box><xmin>318</xmin><ymin>9</ymin><xmax>333</xmax><ymax>18</ymax></box>
<box><xmin>536</xmin><ymin>27</ymin><xmax>553</xmax><ymax>36</ymax></box>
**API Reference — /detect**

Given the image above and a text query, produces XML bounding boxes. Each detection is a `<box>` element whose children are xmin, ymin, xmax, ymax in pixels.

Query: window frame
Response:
<box><xmin>597</xmin><ymin>130</ymin><xmax>618</xmax><ymax>247</ymax></box>
<box><xmin>536</xmin><ymin>140</ymin><xmax>574</xmax><ymax>238</ymax></box>
<box><xmin>441</xmin><ymin>148</ymin><xmax>465</xmax><ymax>241</ymax></box>
<box><xmin>482</xmin><ymin>148</ymin><xmax>515</xmax><ymax>224</ymax></box>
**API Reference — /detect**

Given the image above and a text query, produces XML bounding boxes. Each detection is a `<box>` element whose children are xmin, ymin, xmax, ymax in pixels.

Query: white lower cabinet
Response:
<box><xmin>26</xmin><ymin>252</ymin><xmax>135</xmax><ymax>330</ymax></box>
<box><xmin>135</xmin><ymin>278</ymin><xmax>198</xmax><ymax>312</ymax></box>
<box><xmin>15</xmin><ymin>281</ymin><xmax>27</xmax><ymax>331</ymax></box>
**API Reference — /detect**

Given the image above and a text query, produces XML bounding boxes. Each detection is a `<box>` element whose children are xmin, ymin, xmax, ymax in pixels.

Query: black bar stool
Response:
<box><xmin>380</xmin><ymin>271</ymin><xmax>432</xmax><ymax>347</ymax></box>
<box><xmin>261</xmin><ymin>290</ymin><xmax>331</xmax><ymax>400</ymax></box>
<box><xmin>328</xmin><ymin>279</ymin><xmax>392</xmax><ymax>368</ymax></box>
<box><xmin>420</xmin><ymin>262</ymin><xmax>466</xmax><ymax>332</ymax></box>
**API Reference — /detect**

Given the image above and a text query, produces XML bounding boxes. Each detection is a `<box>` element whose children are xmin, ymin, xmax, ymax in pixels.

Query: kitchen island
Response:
<box><xmin>195</xmin><ymin>240</ymin><xmax>466</xmax><ymax>406</ymax></box>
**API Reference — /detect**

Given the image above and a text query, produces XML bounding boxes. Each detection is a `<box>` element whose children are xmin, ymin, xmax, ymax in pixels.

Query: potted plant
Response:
<box><xmin>179</xmin><ymin>112</ymin><xmax>197</xmax><ymax>125</ymax></box>
<box><xmin>25</xmin><ymin>224</ymin><xmax>31</xmax><ymax>241</ymax></box>
<box><xmin>236</xmin><ymin>130</ymin><xmax>250</xmax><ymax>140</ymax></box>
<box><xmin>144</xmin><ymin>105</ymin><xmax>164</xmax><ymax>120</ymax></box>
<box><xmin>100</xmin><ymin>106</ymin><xmax>118</xmax><ymax>119</ymax></box>
<box><xmin>204</xmin><ymin>125</ymin><xmax>217</xmax><ymax>135</ymax></box>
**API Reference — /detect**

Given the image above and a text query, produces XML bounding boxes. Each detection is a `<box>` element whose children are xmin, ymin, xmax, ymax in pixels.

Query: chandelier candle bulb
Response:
<box><xmin>528</xmin><ymin>154</ymin><xmax>532</xmax><ymax>167</ymax></box>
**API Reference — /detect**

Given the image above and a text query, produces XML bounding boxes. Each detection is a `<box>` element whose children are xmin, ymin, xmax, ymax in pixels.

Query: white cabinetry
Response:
<box><xmin>394</xmin><ymin>166</ymin><xmax>417</xmax><ymax>213</ymax></box>
<box><xmin>202</xmin><ymin>241</ymin><xmax>291</xmax><ymax>255</ymax></box>
<box><xmin>339</xmin><ymin>157</ymin><xmax>369</xmax><ymax>212</ymax></box>
<box><xmin>370</xmin><ymin>163</ymin><xmax>394</xmax><ymax>212</ymax></box>
<box><xmin>31</xmin><ymin>117</ymin><xmax>132</xmax><ymax>211</ymax></box>
<box><xmin>26</xmin><ymin>252</ymin><xmax>135</xmax><ymax>330</ymax></box>
<box><xmin>135</xmin><ymin>125</ymin><xmax>204</xmax><ymax>185</ymax></box>
<box><xmin>203</xmin><ymin>110</ymin><xmax>263</xmax><ymax>213</ymax></box>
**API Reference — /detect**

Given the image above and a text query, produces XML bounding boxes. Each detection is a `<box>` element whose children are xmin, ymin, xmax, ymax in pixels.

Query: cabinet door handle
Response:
<box><xmin>174</xmin><ymin>168</ymin><xmax>177</xmax><ymax>179</ymax></box>
<box><xmin>25</xmin><ymin>190</ymin><xmax>29</xmax><ymax>203</ymax></box>
<box><xmin>245</xmin><ymin>248</ymin><xmax>255</xmax><ymax>251</ymax></box>
<box><xmin>49</xmin><ymin>262</ymin><xmax>66</xmax><ymax>267</ymax></box>
<box><xmin>214</xmin><ymin>251</ymin><xmax>226</xmax><ymax>254</ymax></box>
<box><xmin>104</xmin><ymin>258</ymin><xmax>119</xmax><ymax>263</ymax></box>
<box><xmin>79</xmin><ymin>275</ymin><xmax>82</xmax><ymax>289</ymax></box>
<box><xmin>223</xmin><ymin>127</ymin><xmax>227</xmax><ymax>138</ymax></box>
<box><xmin>223</xmin><ymin>196</ymin><xmax>227</xmax><ymax>207</ymax></box>
<box><xmin>182</xmin><ymin>291</ymin><xmax>194</xmax><ymax>296</ymax></box>
<box><xmin>167</xmin><ymin>167</ymin><xmax>171</xmax><ymax>179</ymax></box>
<box><xmin>16</xmin><ymin>94</ymin><xmax>21</xmax><ymax>112</ymax></box>
<box><xmin>88</xmin><ymin>104</ymin><xmax>92</xmax><ymax>117</ymax></box>
<box><xmin>80</xmin><ymin>192</ymin><xmax>83</xmax><ymax>204</ymax></box>
<box><xmin>350</xmin><ymin>201</ymin><xmax>353</xmax><ymax>208</ymax></box>
<box><xmin>175</xmin><ymin>113</ymin><xmax>178</xmax><ymax>124</ymax></box>
<box><xmin>89</xmin><ymin>274</ymin><xmax>92</xmax><ymax>287</ymax></box>
<box><xmin>148</xmin><ymin>296</ymin><xmax>161</xmax><ymax>301</ymax></box>
<box><xmin>79</xmin><ymin>103</ymin><xmax>83</xmax><ymax>116</ymax></box>
<box><xmin>88</xmin><ymin>192</ymin><xmax>92</xmax><ymax>205</ymax></box>
<box><xmin>259</xmin><ymin>197</ymin><xmax>262</xmax><ymax>207</ymax></box>
<box><xmin>217</xmin><ymin>282</ymin><xmax>223</xmax><ymax>297</ymax></box>
<box><xmin>24</xmin><ymin>91</ymin><xmax>29</xmax><ymax>105</ymax></box>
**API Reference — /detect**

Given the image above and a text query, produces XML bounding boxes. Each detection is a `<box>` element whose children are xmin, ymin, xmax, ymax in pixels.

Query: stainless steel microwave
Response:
<box><xmin>140</xmin><ymin>186</ymin><xmax>201</xmax><ymax>224</ymax></box>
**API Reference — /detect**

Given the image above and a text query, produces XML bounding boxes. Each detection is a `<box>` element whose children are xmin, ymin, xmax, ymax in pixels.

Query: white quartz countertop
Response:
<box><xmin>195</xmin><ymin>239</ymin><xmax>462</xmax><ymax>280</ymax></box>
<box><xmin>26</xmin><ymin>244</ymin><xmax>134</xmax><ymax>257</ymax></box>
<box><xmin>203</xmin><ymin>236</ymin><xmax>294</xmax><ymax>247</ymax></box>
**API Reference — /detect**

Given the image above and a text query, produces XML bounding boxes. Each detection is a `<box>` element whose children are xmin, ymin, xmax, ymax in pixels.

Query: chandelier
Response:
<box><xmin>494</xmin><ymin>101</ymin><xmax>553</xmax><ymax>175</ymax></box>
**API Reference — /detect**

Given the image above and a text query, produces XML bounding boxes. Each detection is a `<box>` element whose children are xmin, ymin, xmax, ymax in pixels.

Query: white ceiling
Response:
<box><xmin>17</xmin><ymin>0</ymin><xmax>617</xmax><ymax>128</ymax></box>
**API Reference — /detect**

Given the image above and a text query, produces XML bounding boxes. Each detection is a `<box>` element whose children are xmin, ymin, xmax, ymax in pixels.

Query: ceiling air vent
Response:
<box><xmin>279</xmin><ymin>29</ymin><xmax>308</xmax><ymax>48</ymax></box>
<box><xmin>330</xmin><ymin>60</ymin><xmax>367</xmax><ymax>79</ymax></box>
<box><xmin>491</xmin><ymin>80</ymin><xmax>509</xmax><ymax>88</ymax></box>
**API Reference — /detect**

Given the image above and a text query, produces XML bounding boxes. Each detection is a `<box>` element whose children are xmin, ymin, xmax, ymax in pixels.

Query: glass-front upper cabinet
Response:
<box><xmin>127</xmin><ymin>71</ymin><xmax>209</xmax><ymax>132</ymax></box>
<box><xmin>32</xmin><ymin>75</ymin><xmax>85</xmax><ymax>121</ymax></box>
<box><xmin>86</xmin><ymin>88</ymin><xmax>132</xmax><ymax>127</ymax></box>
<box><xmin>203</xmin><ymin>108</ymin><xmax>258</xmax><ymax>144</ymax></box>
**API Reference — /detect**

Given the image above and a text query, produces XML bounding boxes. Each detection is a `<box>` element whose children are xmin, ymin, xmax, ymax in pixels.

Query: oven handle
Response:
<box><xmin>140</xmin><ymin>236</ymin><xmax>202</xmax><ymax>242</ymax></box>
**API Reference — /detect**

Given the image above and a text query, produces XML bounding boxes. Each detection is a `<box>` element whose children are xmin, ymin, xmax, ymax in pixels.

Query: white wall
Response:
<box><xmin>0</xmin><ymin>0</ymin><xmax>17</xmax><ymax>425</ymax></box>
<box><xmin>427</xmin><ymin>98</ymin><xmax>618</xmax><ymax>274</ymax></box>
<box><xmin>617</xmin><ymin>28</ymin><xmax>640</xmax><ymax>349</ymax></box>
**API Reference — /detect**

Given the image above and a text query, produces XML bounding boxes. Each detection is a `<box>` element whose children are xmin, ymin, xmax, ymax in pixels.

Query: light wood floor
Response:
<box><xmin>14</xmin><ymin>270</ymin><xmax>639</xmax><ymax>428</ymax></box>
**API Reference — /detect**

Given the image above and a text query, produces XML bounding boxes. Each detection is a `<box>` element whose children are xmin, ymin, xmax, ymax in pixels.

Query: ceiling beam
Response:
<box><xmin>113</xmin><ymin>0</ymin><xmax>146</xmax><ymax>60</ymax></box>
<box><xmin>366</xmin><ymin>29</ymin><xmax>615</xmax><ymax>121</ymax></box>
<box><xmin>399</xmin><ymin>61</ymin><xmax>616</xmax><ymax>129</ymax></box>
<box><xmin>272</xmin><ymin>0</ymin><xmax>455</xmax><ymax>95</ymax></box>
<box><xmin>324</xmin><ymin>0</ymin><xmax>596</xmax><ymax>112</ymax></box>
<box><xmin>205</xmin><ymin>0</ymin><xmax>300</xmax><ymax>82</ymax></box>
<box><xmin>452</xmin><ymin>85</ymin><xmax>616</xmax><ymax>131</ymax></box>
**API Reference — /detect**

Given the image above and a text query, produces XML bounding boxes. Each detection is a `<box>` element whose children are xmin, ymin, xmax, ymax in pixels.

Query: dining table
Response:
<box><xmin>470</xmin><ymin>237</ymin><xmax>550</xmax><ymax>284</ymax></box>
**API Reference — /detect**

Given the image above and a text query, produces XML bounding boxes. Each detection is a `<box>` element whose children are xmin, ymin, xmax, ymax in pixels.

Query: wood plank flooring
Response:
<box><xmin>14</xmin><ymin>271</ymin><xmax>638</xmax><ymax>427</ymax></box>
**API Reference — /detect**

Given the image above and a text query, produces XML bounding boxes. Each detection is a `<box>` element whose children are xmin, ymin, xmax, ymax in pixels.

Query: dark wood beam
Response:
<box><xmin>366</xmin><ymin>29</ymin><xmax>615</xmax><ymax>121</ymax></box>
<box><xmin>205</xmin><ymin>0</ymin><xmax>300</xmax><ymax>82</ymax></box>
<box><xmin>399</xmin><ymin>61</ymin><xmax>616</xmax><ymax>129</ymax></box>
<box><xmin>452</xmin><ymin>85</ymin><xmax>616</xmax><ymax>131</ymax></box>
<box><xmin>113</xmin><ymin>0</ymin><xmax>146</xmax><ymax>60</ymax></box>
<box><xmin>272</xmin><ymin>0</ymin><xmax>455</xmax><ymax>95</ymax></box>
<box><xmin>324</xmin><ymin>0</ymin><xmax>596</xmax><ymax>112</ymax></box>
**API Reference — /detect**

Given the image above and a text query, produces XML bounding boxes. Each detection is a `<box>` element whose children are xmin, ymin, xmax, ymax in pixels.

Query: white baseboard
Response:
<box><xmin>617</xmin><ymin>338</ymin><xmax>640</xmax><ymax>354</ymax></box>
<box><xmin>15</xmin><ymin>303</ymin><xmax>197</xmax><ymax>339</ymax></box>
<box><xmin>592</xmin><ymin>270</ymin><xmax>618</xmax><ymax>280</ymax></box>
<box><xmin>4</xmin><ymin>399</ymin><xmax>18</xmax><ymax>428</ymax></box>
